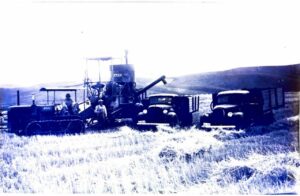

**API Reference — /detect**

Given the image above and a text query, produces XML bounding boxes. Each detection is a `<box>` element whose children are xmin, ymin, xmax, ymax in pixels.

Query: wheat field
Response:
<box><xmin>1</xmin><ymin>92</ymin><xmax>299</xmax><ymax>194</ymax></box>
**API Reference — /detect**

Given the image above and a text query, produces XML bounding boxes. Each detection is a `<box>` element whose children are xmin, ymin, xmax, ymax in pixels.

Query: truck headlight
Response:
<box><xmin>143</xmin><ymin>109</ymin><xmax>148</xmax><ymax>114</ymax></box>
<box><xmin>163</xmin><ymin>109</ymin><xmax>168</xmax><ymax>114</ymax></box>
<box><xmin>227</xmin><ymin>112</ymin><xmax>233</xmax><ymax>117</ymax></box>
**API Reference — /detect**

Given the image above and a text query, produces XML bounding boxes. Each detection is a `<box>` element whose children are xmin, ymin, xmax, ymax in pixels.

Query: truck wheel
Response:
<box><xmin>264</xmin><ymin>112</ymin><xmax>274</xmax><ymax>125</ymax></box>
<box><xmin>131</xmin><ymin>116</ymin><xmax>138</xmax><ymax>126</ymax></box>
<box><xmin>199</xmin><ymin>115</ymin><xmax>209</xmax><ymax>128</ymax></box>
<box><xmin>236</xmin><ymin>117</ymin><xmax>250</xmax><ymax>129</ymax></box>
<box><xmin>169</xmin><ymin>116</ymin><xmax>179</xmax><ymax>127</ymax></box>
<box><xmin>199</xmin><ymin>117</ymin><xmax>204</xmax><ymax>127</ymax></box>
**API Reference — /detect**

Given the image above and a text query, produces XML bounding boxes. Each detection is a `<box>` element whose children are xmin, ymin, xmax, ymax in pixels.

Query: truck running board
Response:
<box><xmin>201</xmin><ymin>124</ymin><xmax>237</xmax><ymax>130</ymax></box>
<box><xmin>136</xmin><ymin>122</ymin><xmax>171</xmax><ymax>131</ymax></box>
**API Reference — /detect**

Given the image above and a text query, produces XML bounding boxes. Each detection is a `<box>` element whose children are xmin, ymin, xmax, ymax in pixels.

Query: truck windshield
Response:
<box><xmin>216</xmin><ymin>94</ymin><xmax>245</xmax><ymax>105</ymax></box>
<box><xmin>149</xmin><ymin>97</ymin><xmax>173</xmax><ymax>105</ymax></box>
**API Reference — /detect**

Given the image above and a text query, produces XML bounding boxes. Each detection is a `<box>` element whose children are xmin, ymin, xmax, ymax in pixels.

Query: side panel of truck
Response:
<box><xmin>276</xmin><ymin>88</ymin><xmax>285</xmax><ymax>108</ymax></box>
<box><xmin>173</xmin><ymin>96</ymin><xmax>200</xmax><ymax>126</ymax></box>
<box><xmin>261</xmin><ymin>88</ymin><xmax>285</xmax><ymax>112</ymax></box>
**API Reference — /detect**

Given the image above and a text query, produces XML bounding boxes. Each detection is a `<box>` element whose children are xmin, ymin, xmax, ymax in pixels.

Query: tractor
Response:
<box><xmin>7</xmin><ymin>89</ymin><xmax>85</xmax><ymax>135</ymax></box>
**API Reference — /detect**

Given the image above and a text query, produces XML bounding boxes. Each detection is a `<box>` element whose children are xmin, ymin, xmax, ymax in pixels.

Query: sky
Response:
<box><xmin>0</xmin><ymin>0</ymin><xmax>300</xmax><ymax>87</ymax></box>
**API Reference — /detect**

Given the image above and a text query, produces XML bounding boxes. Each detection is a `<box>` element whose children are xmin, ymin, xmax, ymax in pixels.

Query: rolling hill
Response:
<box><xmin>165</xmin><ymin>64</ymin><xmax>300</xmax><ymax>93</ymax></box>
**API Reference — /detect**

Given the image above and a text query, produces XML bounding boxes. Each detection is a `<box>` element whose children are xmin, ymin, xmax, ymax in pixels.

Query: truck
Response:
<box><xmin>137</xmin><ymin>93</ymin><xmax>200</xmax><ymax>127</ymax></box>
<box><xmin>199</xmin><ymin>88</ymin><xmax>285</xmax><ymax>129</ymax></box>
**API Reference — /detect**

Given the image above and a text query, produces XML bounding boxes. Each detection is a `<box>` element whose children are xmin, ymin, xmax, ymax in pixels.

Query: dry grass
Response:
<box><xmin>0</xmin><ymin>93</ymin><xmax>299</xmax><ymax>194</ymax></box>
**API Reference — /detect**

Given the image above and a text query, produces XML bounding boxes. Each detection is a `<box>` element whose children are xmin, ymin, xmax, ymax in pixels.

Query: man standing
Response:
<box><xmin>94</xmin><ymin>99</ymin><xmax>107</xmax><ymax>125</ymax></box>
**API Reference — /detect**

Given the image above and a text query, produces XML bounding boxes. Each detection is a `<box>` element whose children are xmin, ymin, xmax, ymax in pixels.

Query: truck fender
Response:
<box><xmin>168</xmin><ymin>111</ymin><xmax>176</xmax><ymax>117</ymax></box>
<box><xmin>165</xmin><ymin>112</ymin><xmax>177</xmax><ymax>126</ymax></box>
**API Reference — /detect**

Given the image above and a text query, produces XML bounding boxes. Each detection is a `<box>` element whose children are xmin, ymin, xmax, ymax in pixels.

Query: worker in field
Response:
<box><xmin>0</xmin><ymin>112</ymin><xmax>3</xmax><ymax>125</ymax></box>
<box><xmin>94</xmin><ymin>99</ymin><xmax>107</xmax><ymax>125</ymax></box>
<box><xmin>63</xmin><ymin>93</ymin><xmax>74</xmax><ymax>115</ymax></box>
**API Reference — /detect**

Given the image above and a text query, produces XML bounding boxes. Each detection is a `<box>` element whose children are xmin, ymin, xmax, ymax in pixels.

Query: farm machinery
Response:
<box><xmin>79</xmin><ymin>64</ymin><xmax>168</xmax><ymax>129</ymax></box>
<box><xmin>5</xmin><ymin>57</ymin><xmax>169</xmax><ymax>135</ymax></box>
<box><xmin>7</xmin><ymin>89</ymin><xmax>85</xmax><ymax>135</ymax></box>
<box><xmin>3</xmin><ymin>52</ymin><xmax>286</xmax><ymax>135</ymax></box>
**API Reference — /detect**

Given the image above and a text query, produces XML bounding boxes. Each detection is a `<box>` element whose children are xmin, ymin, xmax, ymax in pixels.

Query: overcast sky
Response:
<box><xmin>0</xmin><ymin>0</ymin><xmax>299</xmax><ymax>86</ymax></box>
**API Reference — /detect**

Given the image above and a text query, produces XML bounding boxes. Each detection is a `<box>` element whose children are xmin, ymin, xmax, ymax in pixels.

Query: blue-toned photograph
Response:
<box><xmin>0</xmin><ymin>0</ymin><xmax>299</xmax><ymax>194</ymax></box>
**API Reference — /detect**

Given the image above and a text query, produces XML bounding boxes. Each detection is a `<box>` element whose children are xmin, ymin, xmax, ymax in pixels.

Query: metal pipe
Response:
<box><xmin>17</xmin><ymin>90</ymin><xmax>20</xmax><ymax>105</ymax></box>
<box><xmin>136</xmin><ymin>75</ymin><xmax>167</xmax><ymax>96</ymax></box>
<box><xmin>47</xmin><ymin>92</ymin><xmax>49</xmax><ymax>105</ymax></box>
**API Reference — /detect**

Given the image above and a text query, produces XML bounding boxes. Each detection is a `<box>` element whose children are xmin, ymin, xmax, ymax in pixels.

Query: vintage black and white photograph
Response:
<box><xmin>0</xmin><ymin>0</ymin><xmax>299</xmax><ymax>194</ymax></box>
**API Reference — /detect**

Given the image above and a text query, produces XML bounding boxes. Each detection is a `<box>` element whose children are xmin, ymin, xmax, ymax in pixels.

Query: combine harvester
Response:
<box><xmin>3</xmin><ymin>54</ymin><xmax>199</xmax><ymax>135</ymax></box>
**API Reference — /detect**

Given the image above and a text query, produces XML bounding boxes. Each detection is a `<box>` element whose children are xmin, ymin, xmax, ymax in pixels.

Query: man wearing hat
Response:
<box><xmin>94</xmin><ymin>99</ymin><xmax>107</xmax><ymax>125</ymax></box>
<box><xmin>64</xmin><ymin>93</ymin><xmax>74</xmax><ymax>114</ymax></box>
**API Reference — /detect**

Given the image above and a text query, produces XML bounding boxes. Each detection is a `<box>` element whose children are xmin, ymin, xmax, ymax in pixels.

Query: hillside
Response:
<box><xmin>0</xmin><ymin>88</ymin><xmax>38</xmax><ymax>108</ymax></box>
<box><xmin>166</xmin><ymin>64</ymin><xmax>300</xmax><ymax>93</ymax></box>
